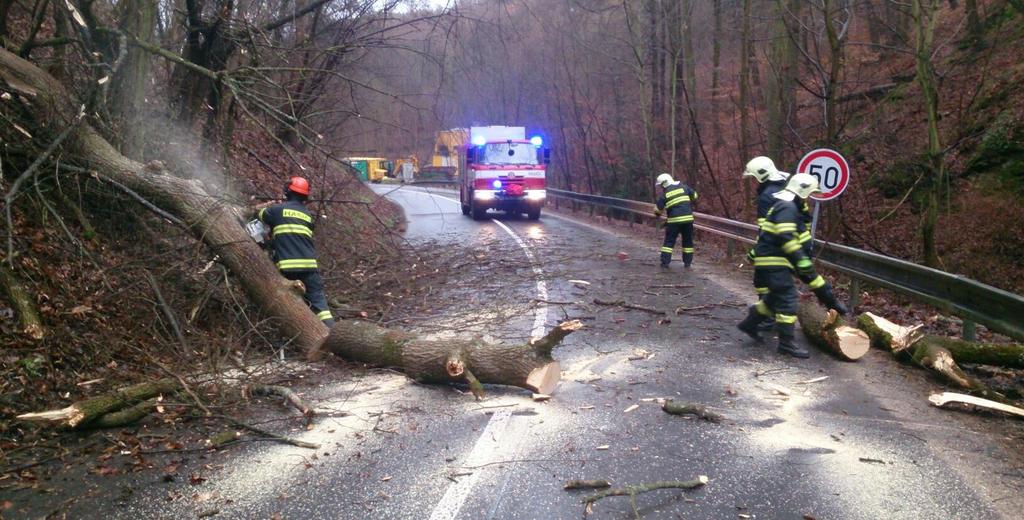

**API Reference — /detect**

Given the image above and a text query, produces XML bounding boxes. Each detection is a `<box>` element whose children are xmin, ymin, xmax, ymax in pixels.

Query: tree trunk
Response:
<box><xmin>857</xmin><ymin>314</ymin><xmax>1024</xmax><ymax>368</ymax></box>
<box><xmin>738</xmin><ymin>0</ymin><xmax>752</xmax><ymax>207</ymax></box>
<box><xmin>796</xmin><ymin>300</ymin><xmax>870</xmax><ymax>360</ymax></box>
<box><xmin>0</xmin><ymin>262</ymin><xmax>44</xmax><ymax>340</ymax></box>
<box><xmin>111</xmin><ymin>0</ymin><xmax>157</xmax><ymax>159</ymax></box>
<box><xmin>0</xmin><ymin>47</ymin><xmax>329</xmax><ymax>356</ymax></box>
<box><xmin>320</xmin><ymin>320</ymin><xmax>582</xmax><ymax>395</ymax></box>
<box><xmin>856</xmin><ymin>313</ymin><xmax>1011</xmax><ymax>401</ymax></box>
<box><xmin>912</xmin><ymin>0</ymin><xmax>943</xmax><ymax>268</ymax></box>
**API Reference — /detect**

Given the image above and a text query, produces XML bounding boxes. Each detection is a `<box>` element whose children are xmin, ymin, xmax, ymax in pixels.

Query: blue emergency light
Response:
<box><xmin>530</xmin><ymin>136</ymin><xmax>543</xmax><ymax>147</ymax></box>
<box><xmin>492</xmin><ymin>179</ymin><xmax>502</xmax><ymax>189</ymax></box>
<box><xmin>472</xmin><ymin>135</ymin><xmax>487</xmax><ymax>146</ymax></box>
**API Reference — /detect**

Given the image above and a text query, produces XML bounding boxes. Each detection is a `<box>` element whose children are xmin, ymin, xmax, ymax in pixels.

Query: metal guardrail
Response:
<box><xmin>545</xmin><ymin>188</ymin><xmax>1024</xmax><ymax>342</ymax></box>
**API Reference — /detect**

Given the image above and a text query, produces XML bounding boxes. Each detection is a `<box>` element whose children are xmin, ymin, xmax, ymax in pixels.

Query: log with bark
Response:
<box><xmin>857</xmin><ymin>313</ymin><xmax>1024</xmax><ymax>367</ymax></box>
<box><xmin>856</xmin><ymin>313</ymin><xmax>1012</xmax><ymax>403</ymax></box>
<box><xmin>796</xmin><ymin>300</ymin><xmax>870</xmax><ymax>361</ymax></box>
<box><xmin>0</xmin><ymin>262</ymin><xmax>45</xmax><ymax>340</ymax></box>
<box><xmin>17</xmin><ymin>378</ymin><xmax>180</xmax><ymax>429</ymax></box>
<box><xmin>0</xmin><ymin>48</ymin><xmax>328</xmax><ymax>357</ymax></box>
<box><xmin>319</xmin><ymin>320</ymin><xmax>583</xmax><ymax>395</ymax></box>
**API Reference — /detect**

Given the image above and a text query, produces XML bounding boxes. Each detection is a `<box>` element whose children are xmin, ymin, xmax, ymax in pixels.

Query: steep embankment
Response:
<box><xmin>0</xmin><ymin>127</ymin><xmax>403</xmax><ymax>431</ymax></box>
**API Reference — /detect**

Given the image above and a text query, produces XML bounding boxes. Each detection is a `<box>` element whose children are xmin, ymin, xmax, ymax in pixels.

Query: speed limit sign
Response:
<box><xmin>797</xmin><ymin>148</ymin><xmax>850</xmax><ymax>201</ymax></box>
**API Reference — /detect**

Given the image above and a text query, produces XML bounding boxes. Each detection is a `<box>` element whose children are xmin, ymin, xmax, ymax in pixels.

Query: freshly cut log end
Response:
<box><xmin>526</xmin><ymin>362</ymin><xmax>562</xmax><ymax>395</ymax></box>
<box><xmin>797</xmin><ymin>301</ymin><xmax>870</xmax><ymax>361</ymax></box>
<box><xmin>834</xmin><ymin>325</ymin><xmax>871</xmax><ymax>360</ymax></box>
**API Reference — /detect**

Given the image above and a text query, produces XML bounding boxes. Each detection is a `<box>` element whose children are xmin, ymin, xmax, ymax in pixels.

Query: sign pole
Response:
<box><xmin>810</xmin><ymin>200</ymin><xmax>822</xmax><ymax>241</ymax></box>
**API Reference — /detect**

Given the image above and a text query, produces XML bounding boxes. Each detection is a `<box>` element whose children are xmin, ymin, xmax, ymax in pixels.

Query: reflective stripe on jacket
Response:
<box><xmin>258</xmin><ymin>201</ymin><xmax>318</xmax><ymax>272</ymax></box>
<box><xmin>656</xmin><ymin>182</ymin><xmax>698</xmax><ymax>223</ymax></box>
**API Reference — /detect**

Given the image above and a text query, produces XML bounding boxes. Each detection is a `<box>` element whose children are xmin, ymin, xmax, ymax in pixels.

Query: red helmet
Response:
<box><xmin>286</xmin><ymin>176</ymin><xmax>310</xmax><ymax>196</ymax></box>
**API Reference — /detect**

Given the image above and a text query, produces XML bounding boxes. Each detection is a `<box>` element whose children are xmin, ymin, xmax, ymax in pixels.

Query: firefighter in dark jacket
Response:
<box><xmin>737</xmin><ymin>173</ymin><xmax>847</xmax><ymax>358</ymax></box>
<box><xmin>257</xmin><ymin>176</ymin><xmax>335</xmax><ymax>326</ymax></box>
<box><xmin>654</xmin><ymin>173</ymin><xmax>698</xmax><ymax>268</ymax></box>
<box><xmin>743</xmin><ymin>156</ymin><xmax>790</xmax><ymax>330</ymax></box>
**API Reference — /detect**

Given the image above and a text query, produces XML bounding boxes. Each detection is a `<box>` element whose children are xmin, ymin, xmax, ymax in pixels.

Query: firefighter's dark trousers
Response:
<box><xmin>659</xmin><ymin>222</ymin><xmax>694</xmax><ymax>266</ymax></box>
<box><xmin>752</xmin><ymin>268</ymin><xmax>798</xmax><ymax>337</ymax></box>
<box><xmin>282</xmin><ymin>270</ymin><xmax>335</xmax><ymax>326</ymax></box>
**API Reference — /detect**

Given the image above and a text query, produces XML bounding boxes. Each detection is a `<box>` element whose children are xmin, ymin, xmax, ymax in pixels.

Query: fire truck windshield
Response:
<box><xmin>478</xmin><ymin>142</ymin><xmax>539</xmax><ymax>165</ymax></box>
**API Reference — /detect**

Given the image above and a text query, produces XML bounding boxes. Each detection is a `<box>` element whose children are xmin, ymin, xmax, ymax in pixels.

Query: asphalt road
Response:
<box><xmin>59</xmin><ymin>184</ymin><xmax>1023</xmax><ymax>519</ymax></box>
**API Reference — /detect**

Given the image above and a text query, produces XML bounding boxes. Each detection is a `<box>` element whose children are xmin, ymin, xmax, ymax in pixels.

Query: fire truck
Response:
<box><xmin>458</xmin><ymin>126</ymin><xmax>550</xmax><ymax>220</ymax></box>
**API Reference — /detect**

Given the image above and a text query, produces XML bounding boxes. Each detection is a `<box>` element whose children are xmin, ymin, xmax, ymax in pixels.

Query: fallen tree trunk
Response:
<box><xmin>797</xmin><ymin>300</ymin><xmax>870</xmax><ymax>361</ymax></box>
<box><xmin>857</xmin><ymin>313</ymin><xmax>1011</xmax><ymax>402</ymax></box>
<box><xmin>857</xmin><ymin>313</ymin><xmax>1024</xmax><ymax>368</ymax></box>
<box><xmin>17</xmin><ymin>378</ymin><xmax>180</xmax><ymax>428</ymax></box>
<box><xmin>0</xmin><ymin>48</ymin><xmax>327</xmax><ymax>356</ymax></box>
<box><xmin>320</xmin><ymin>320</ymin><xmax>582</xmax><ymax>395</ymax></box>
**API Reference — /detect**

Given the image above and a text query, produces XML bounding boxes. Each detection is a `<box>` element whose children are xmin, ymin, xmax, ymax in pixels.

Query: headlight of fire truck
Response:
<box><xmin>474</xmin><ymin>189</ymin><xmax>496</xmax><ymax>200</ymax></box>
<box><xmin>526</xmin><ymin>189</ymin><xmax>546</xmax><ymax>200</ymax></box>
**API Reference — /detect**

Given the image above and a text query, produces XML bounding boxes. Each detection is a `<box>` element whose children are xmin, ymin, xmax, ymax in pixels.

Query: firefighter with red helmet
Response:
<box><xmin>257</xmin><ymin>176</ymin><xmax>334</xmax><ymax>326</ymax></box>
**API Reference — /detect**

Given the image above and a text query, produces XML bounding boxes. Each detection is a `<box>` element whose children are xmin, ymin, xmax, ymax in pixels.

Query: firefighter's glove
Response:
<box><xmin>653</xmin><ymin>209</ymin><xmax>663</xmax><ymax>218</ymax></box>
<box><xmin>796</xmin><ymin>257</ymin><xmax>815</xmax><ymax>276</ymax></box>
<box><xmin>814</xmin><ymin>286</ymin><xmax>848</xmax><ymax>316</ymax></box>
<box><xmin>746</xmin><ymin>248</ymin><xmax>756</xmax><ymax>263</ymax></box>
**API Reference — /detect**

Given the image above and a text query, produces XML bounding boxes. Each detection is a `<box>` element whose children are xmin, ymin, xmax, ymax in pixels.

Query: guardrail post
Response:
<box><xmin>849</xmin><ymin>279</ymin><xmax>861</xmax><ymax>311</ymax></box>
<box><xmin>962</xmin><ymin>319</ymin><xmax>977</xmax><ymax>342</ymax></box>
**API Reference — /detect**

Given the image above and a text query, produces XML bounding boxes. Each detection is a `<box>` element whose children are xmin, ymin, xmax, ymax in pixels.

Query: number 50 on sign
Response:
<box><xmin>797</xmin><ymin>148</ymin><xmax>850</xmax><ymax>201</ymax></box>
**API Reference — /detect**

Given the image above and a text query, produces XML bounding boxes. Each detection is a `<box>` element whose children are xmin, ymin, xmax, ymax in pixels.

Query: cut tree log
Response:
<box><xmin>320</xmin><ymin>320</ymin><xmax>582</xmax><ymax>395</ymax></box>
<box><xmin>17</xmin><ymin>378</ymin><xmax>180</xmax><ymax>429</ymax></box>
<box><xmin>929</xmin><ymin>392</ymin><xmax>1024</xmax><ymax>419</ymax></box>
<box><xmin>796</xmin><ymin>300</ymin><xmax>870</xmax><ymax>361</ymax></box>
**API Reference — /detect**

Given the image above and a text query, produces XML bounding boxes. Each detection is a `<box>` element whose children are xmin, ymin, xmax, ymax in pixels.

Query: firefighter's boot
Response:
<box><xmin>813</xmin><ymin>285</ymin><xmax>848</xmax><ymax>316</ymax></box>
<box><xmin>737</xmin><ymin>305</ymin><xmax>767</xmax><ymax>342</ymax></box>
<box><xmin>776</xmin><ymin>323</ymin><xmax>810</xmax><ymax>358</ymax></box>
<box><xmin>683</xmin><ymin>248</ymin><xmax>694</xmax><ymax>268</ymax></box>
<box><xmin>660</xmin><ymin>248</ymin><xmax>672</xmax><ymax>268</ymax></box>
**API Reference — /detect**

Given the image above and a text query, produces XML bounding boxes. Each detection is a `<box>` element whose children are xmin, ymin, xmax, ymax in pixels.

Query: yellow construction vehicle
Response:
<box><xmin>420</xmin><ymin>128</ymin><xmax>468</xmax><ymax>180</ymax></box>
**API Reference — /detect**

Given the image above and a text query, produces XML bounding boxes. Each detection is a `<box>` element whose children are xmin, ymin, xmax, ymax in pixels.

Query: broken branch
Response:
<box><xmin>661</xmin><ymin>401</ymin><xmax>725</xmax><ymax>423</ymax></box>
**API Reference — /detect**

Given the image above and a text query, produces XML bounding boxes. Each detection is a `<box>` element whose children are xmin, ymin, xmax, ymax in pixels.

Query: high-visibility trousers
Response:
<box><xmin>659</xmin><ymin>222</ymin><xmax>694</xmax><ymax>266</ymax></box>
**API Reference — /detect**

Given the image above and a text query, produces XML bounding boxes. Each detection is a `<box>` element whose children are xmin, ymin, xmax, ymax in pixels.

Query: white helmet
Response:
<box><xmin>784</xmin><ymin>172</ymin><xmax>821</xmax><ymax>199</ymax></box>
<box><xmin>655</xmin><ymin>173</ymin><xmax>674</xmax><ymax>188</ymax></box>
<box><xmin>743</xmin><ymin>156</ymin><xmax>789</xmax><ymax>182</ymax></box>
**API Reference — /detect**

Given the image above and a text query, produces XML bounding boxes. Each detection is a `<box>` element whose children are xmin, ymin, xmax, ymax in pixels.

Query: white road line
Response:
<box><xmin>490</xmin><ymin>219</ymin><xmax>549</xmax><ymax>339</ymax></box>
<box><xmin>427</xmin><ymin>409</ymin><xmax>514</xmax><ymax>520</ymax></box>
<box><xmin>397</xmin><ymin>188</ymin><xmax>550</xmax><ymax>520</ymax></box>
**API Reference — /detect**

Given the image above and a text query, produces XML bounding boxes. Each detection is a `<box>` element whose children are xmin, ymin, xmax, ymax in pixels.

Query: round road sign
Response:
<box><xmin>797</xmin><ymin>148</ymin><xmax>850</xmax><ymax>201</ymax></box>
